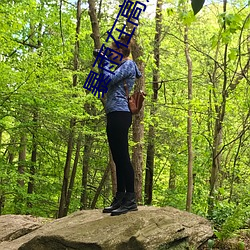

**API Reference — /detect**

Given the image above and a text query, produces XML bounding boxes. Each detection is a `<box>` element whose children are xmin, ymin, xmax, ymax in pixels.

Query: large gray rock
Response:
<box><xmin>0</xmin><ymin>206</ymin><xmax>213</xmax><ymax>250</ymax></box>
<box><xmin>0</xmin><ymin>215</ymin><xmax>48</xmax><ymax>243</ymax></box>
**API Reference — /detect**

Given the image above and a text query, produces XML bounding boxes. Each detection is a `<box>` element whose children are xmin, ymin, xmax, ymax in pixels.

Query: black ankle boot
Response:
<box><xmin>102</xmin><ymin>192</ymin><xmax>125</xmax><ymax>213</ymax></box>
<box><xmin>111</xmin><ymin>192</ymin><xmax>138</xmax><ymax>216</ymax></box>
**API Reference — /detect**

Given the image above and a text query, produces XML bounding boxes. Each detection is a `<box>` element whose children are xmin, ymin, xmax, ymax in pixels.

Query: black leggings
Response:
<box><xmin>106</xmin><ymin>111</ymin><xmax>134</xmax><ymax>193</ymax></box>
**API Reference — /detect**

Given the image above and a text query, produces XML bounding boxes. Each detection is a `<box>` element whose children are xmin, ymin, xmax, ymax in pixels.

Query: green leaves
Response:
<box><xmin>180</xmin><ymin>10</ymin><xmax>196</xmax><ymax>25</ymax></box>
<box><xmin>228</xmin><ymin>48</ymin><xmax>238</xmax><ymax>61</ymax></box>
<box><xmin>191</xmin><ymin>0</ymin><xmax>205</xmax><ymax>15</ymax></box>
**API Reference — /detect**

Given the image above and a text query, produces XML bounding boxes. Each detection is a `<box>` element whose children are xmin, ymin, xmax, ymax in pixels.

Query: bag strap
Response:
<box><xmin>123</xmin><ymin>80</ymin><xmax>129</xmax><ymax>99</ymax></box>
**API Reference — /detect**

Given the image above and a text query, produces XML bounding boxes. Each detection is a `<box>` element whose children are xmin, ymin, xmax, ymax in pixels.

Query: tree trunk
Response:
<box><xmin>228</xmin><ymin>32</ymin><xmax>250</xmax><ymax>201</ymax></box>
<box><xmin>131</xmin><ymin>108</ymin><xmax>144</xmax><ymax>202</ymax></box>
<box><xmin>80</xmin><ymin>134</ymin><xmax>93</xmax><ymax>210</ymax></box>
<box><xmin>145</xmin><ymin>126</ymin><xmax>154</xmax><ymax>204</ymax></box>
<box><xmin>7</xmin><ymin>137</ymin><xmax>15</xmax><ymax>164</ymax></box>
<box><xmin>58</xmin><ymin>118</ymin><xmax>75</xmax><ymax>218</ymax></box>
<box><xmin>208</xmin><ymin>0</ymin><xmax>228</xmax><ymax>216</ymax></box>
<box><xmin>87</xmin><ymin>0</ymin><xmax>101</xmax><ymax>49</ymax></box>
<box><xmin>0</xmin><ymin>129</ymin><xmax>2</xmax><ymax>147</ymax></box>
<box><xmin>18</xmin><ymin>135</ymin><xmax>26</xmax><ymax>187</ymax></box>
<box><xmin>27</xmin><ymin>110</ymin><xmax>38</xmax><ymax>208</ymax></box>
<box><xmin>184</xmin><ymin>25</ymin><xmax>193</xmax><ymax>212</ymax></box>
<box><xmin>27</xmin><ymin>9</ymin><xmax>43</xmax><ymax>207</ymax></box>
<box><xmin>0</xmin><ymin>127</ymin><xmax>4</xmax><ymax>213</ymax></box>
<box><xmin>109</xmin><ymin>150</ymin><xmax>117</xmax><ymax>196</ymax></box>
<box><xmin>168</xmin><ymin>165</ymin><xmax>176</xmax><ymax>190</ymax></box>
<box><xmin>121</xmin><ymin>5</ymin><xmax>145</xmax><ymax>202</ymax></box>
<box><xmin>144</xmin><ymin>0</ymin><xmax>162</xmax><ymax>205</ymax></box>
<box><xmin>208</xmin><ymin>6</ymin><xmax>250</xmax><ymax>216</ymax></box>
<box><xmin>15</xmin><ymin>134</ymin><xmax>27</xmax><ymax>214</ymax></box>
<box><xmin>58</xmin><ymin>0</ymin><xmax>81</xmax><ymax>218</ymax></box>
<box><xmin>91</xmin><ymin>163</ymin><xmax>110</xmax><ymax>209</ymax></box>
<box><xmin>0</xmin><ymin>128</ymin><xmax>5</xmax><ymax>214</ymax></box>
<box><xmin>64</xmin><ymin>133</ymin><xmax>82</xmax><ymax>215</ymax></box>
<box><xmin>28</xmin><ymin>132</ymin><xmax>36</xmax><ymax>193</ymax></box>
<box><xmin>0</xmin><ymin>194</ymin><xmax>4</xmax><ymax>215</ymax></box>
<box><xmin>124</xmin><ymin>13</ymin><xmax>146</xmax><ymax>203</ymax></box>
<box><xmin>87</xmin><ymin>0</ymin><xmax>116</xmax><ymax>201</ymax></box>
<box><xmin>80</xmin><ymin>0</ymin><xmax>102</xmax><ymax>209</ymax></box>
<box><xmin>73</xmin><ymin>0</ymin><xmax>81</xmax><ymax>87</ymax></box>
<box><xmin>168</xmin><ymin>94</ymin><xmax>177</xmax><ymax>190</ymax></box>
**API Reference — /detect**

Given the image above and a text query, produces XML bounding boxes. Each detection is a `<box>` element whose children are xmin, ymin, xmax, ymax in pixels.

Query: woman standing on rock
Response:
<box><xmin>100</xmin><ymin>35</ymin><xmax>141</xmax><ymax>216</ymax></box>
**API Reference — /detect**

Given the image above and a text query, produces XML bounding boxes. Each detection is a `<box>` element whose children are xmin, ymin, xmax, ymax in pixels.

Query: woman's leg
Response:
<box><xmin>106</xmin><ymin>111</ymin><xmax>134</xmax><ymax>192</ymax></box>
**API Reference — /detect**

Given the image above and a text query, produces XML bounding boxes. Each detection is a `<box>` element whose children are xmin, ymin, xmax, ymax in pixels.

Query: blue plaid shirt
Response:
<box><xmin>102</xmin><ymin>59</ymin><xmax>142</xmax><ymax>114</ymax></box>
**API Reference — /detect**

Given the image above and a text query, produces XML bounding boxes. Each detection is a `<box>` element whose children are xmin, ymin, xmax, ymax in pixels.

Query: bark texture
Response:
<box><xmin>184</xmin><ymin>25</ymin><xmax>193</xmax><ymax>212</ymax></box>
<box><xmin>58</xmin><ymin>0</ymin><xmax>82</xmax><ymax>218</ymax></box>
<box><xmin>144</xmin><ymin>0</ymin><xmax>162</xmax><ymax>205</ymax></box>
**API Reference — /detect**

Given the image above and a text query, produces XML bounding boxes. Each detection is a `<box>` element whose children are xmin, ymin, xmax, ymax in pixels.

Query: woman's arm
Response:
<box><xmin>102</xmin><ymin>60</ymin><xmax>133</xmax><ymax>86</ymax></box>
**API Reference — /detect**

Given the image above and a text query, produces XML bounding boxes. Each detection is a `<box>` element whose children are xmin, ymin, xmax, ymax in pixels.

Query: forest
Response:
<box><xmin>0</xmin><ymin>0</ymin><xmax>249</xmax><ymax>247</ymax></box>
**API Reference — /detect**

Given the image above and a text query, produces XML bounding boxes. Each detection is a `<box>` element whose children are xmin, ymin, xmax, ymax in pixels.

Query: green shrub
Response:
<box><xmin>214</xmin><ymin>204</ymin><xmax>250</xmax><ymax>240</ymax></box>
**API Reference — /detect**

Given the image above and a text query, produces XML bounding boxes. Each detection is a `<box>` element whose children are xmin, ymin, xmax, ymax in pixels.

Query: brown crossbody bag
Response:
<box><xmin>123</xmin><ymin>80</ymin><xmax>146</xmax><ymax>115</ymax></box>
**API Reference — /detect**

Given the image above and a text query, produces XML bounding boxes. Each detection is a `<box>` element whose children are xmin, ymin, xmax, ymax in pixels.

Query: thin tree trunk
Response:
<box><xmin>62</xmin><ymin>0</ymin><xmax>82</xmax><ymax>215</ymax></box>
<box><xmin>58</xmin><ymin>0</ymin><xmax>81</xmax><ymax>218</ymax></box>
<box><xmin>208</xmin><ymin>13</ymin><xmax>250</xmax><ymax>216</ymax></box>
<box><xmin>27</xmin><ymin>110</ymin><xmax>38</xmax><ymax>207</ymax></box>
<box><xmin>97</xmin><ymin>0</ymin><xmax>102</xmax><ymax>21</ymax></box>
<box><xmin>87</xmin><ymin>0</ymin><xmax>101</xmax><ymax>49</ymax></box>
<box><xmin>87</xmin><ymin>0</ymin><xmax>116</xmax><ymax>202</ymax></box>
<box><xmin>144</xmin><ymin>0</ymin><xmax>162</xmax><ymax>205</ymax></box>
<box><xmin>0</xmin><ymin>129</ymin><xmax>2</xmax><ymax>147</ymax></box>
<box><xmin>208</xmin><ymin>0</ymin><xmax>228</xmax><ymax>216</ymax></box>
<box><xmin>18</xmin><ymin>135</ymin><xmax>26</xmax><ymax>187</ymax></box>
<box><xmin>145</xmin><ymin>126</ymin><xmax>154</xmax><ymax>204</ymax></box>
<box><xmin>184</xmin><ymin>25</ymin><xmax>193</xmax><ymax>212</ymax></box>
<box><xmin>168</xmin><ymin>94</ymin><xmax>177</xmax><ymax>190</ymax></box>
<box><xmin>109</xmin><ymin>150</ymin><xmax>117</xmax><ymax>196</ymax></box>
<box><xmin>0</xmin><ymin>129</ymin><xmax>4</xmax><ymax>211</ymax></box>
<box><xmin>58</xmin><ymin>119</ymin><xmax>75</xmax><ymax>218</ymax></box>
<box><xmin>15</xmin><ymin>135</ymin><xmax>27</xmax><ymax>214</ymax></box>
<box><xmin>28</xmin><ymin>132</ymin><xmax>36</xmax><ymax>193</ymax></box>
<box><xmin>91</xmin><ymin>163</ymin><xmax>110</xmax><ymax>209</ymax></box>
<box><xmin>80</xmin><ymin>135</ymin><xmax>93</xmax><ymax>210</ymax></box>
<box><xmin>207</xmin><ymin>15</ymin><xmax>221</xmax><ymax>216</ymax></box>
<box><xmin>64</xmin><ymin>133</ymin><xmax>82</xmax><ymax>215</ymax></box>
<box><xmin>168</xmin><ymin>166</ymin><xmax>176</xmax><ymax>190</ymax></box>
<box><xmin>0</xmin><ymin>127</ymin><xmax>4</xmax><ymax>213</ymax></box>
<box><xmin>7</xmin><ymin>137</ymin><xmax>15</xmax><ymax>164</ymax></box>
<box><xmin>73</xmin><ymin>0</ymin><xmax>81</xmax><ymax>87</ymax></box>
<box><xmin>0</xmin><ymin>194</ymin><xmax>4</xmax><ymax>215</ymax></box>
<box><xmin>27</xmin><ymin>8</ymin><xmax>43</xmax><ymax>206</ymax></box>
<box><xmin>228</xmin><ymin>32</ymin><xmax>250</xmax><ymax>199</ymax></box>
<box><xmin>229</xmin><ymin>136</ymin><xmax>242</xmax><ymax>202</ymax></box>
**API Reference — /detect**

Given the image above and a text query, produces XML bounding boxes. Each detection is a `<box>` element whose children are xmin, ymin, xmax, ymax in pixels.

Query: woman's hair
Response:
<box><xmin>111</xmin><ymin>35</ymin><xmax>133</xmax><ymax>57</ymax></box>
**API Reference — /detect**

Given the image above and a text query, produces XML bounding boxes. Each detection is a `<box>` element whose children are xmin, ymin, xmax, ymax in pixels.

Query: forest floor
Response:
<box><xmin>200</xmin><ymin>230</ymin><xmax>250</xmax><ymax>249</ymax></box>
